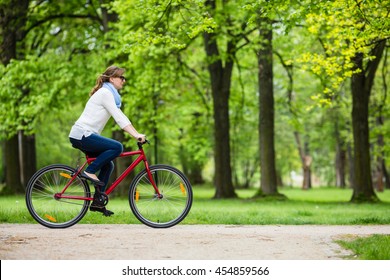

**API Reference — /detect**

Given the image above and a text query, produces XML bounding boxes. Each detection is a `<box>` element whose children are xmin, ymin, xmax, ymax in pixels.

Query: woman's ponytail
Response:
<box><xmin>89</xmin><ymin>65</ymin><xmax>124</xmax><ymax>96</ymax></box>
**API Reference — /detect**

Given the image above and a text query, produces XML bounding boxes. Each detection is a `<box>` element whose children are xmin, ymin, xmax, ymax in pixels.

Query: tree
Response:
<box><xmin>350</xmin><ymin>41</ymin><xmax>386</xmax><ymax>201</ymax></box>
<box><xmin>296</xmin><ymin>0</ymin><xmax>389</xmax><ymax>201</ymax></box>
<box><xmin>371</xmin><ymin>47</ymin><xmax>390</xmax><ymax>191</ymax></box>
<box><xmin>255</xmin><ymin>17</ymin><xmax>279</xmax><ymax>196</ymax></box>
<box><xmin>203</xmin><ymin>0</ymin><xmax>237</xmax><ymax>198</ymax></box>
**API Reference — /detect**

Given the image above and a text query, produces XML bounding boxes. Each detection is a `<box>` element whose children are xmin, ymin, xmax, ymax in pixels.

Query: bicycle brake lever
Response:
<box><xmin>137</xmin><ymin>137</ymin><xmax>150</xmax><ymax>144</ymax></box>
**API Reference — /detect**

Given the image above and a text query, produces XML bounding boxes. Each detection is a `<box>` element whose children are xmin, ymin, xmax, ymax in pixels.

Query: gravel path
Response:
<box><xmin>1</xmin><ymin>224</ymin><xmax>390</xmax><ymax>260</ymax></box>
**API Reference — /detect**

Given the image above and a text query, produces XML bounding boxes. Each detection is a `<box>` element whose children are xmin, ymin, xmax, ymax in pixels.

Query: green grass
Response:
<box><xmin>1</xmin><ymin>186</ymin><xmax>390</xmax><ymax>225</ymax></box>
<box><xmin>337</xmin><ymin>235</ymin><xmax>390</xmax><ymax>260</ymax></box>
<box><xmin>188</xmin><ymin>186</ymin><xmax>390</xmax><ymax>225</ymax></box>
<box><xmin>1</xmin><ymin>186</ymin><xmax>389</xmax><ymax>259</ymax></box>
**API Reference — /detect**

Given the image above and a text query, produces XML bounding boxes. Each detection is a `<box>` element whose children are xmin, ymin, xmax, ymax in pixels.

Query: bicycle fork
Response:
<box><xmin>144</xmin><ymin>161</ymin><xmax>163</xmax><ymax>199</ymax></box>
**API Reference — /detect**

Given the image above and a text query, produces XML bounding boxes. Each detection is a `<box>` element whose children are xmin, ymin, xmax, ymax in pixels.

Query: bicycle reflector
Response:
<box><xmin>135</xmin><ymin>191</ymin><xmax>140</xmax><ymax>201</ymax></box>
<box><xmin>60</xmin><ymin>172</ymin><xmax>72</xmax><ymax>179</ymax></box>
<box><xmin>180</xmin><ymin>183</ymin><xmax>186</xmax><ymax>194</ymax></box>
<box><xmin>44</xmin><ymin>214</ymin><xmax>57</xmax><ymax>222</ymax></box>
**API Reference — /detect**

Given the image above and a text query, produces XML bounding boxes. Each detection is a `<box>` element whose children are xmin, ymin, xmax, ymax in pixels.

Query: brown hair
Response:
<box><xmin>89</xmin><ymin>65</ymin><xmax>125</xmax><ymax>96</ymax></box>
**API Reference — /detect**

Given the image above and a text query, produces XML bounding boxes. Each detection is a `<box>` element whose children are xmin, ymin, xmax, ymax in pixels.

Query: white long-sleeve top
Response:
<box><xmin>69</xmin><ymin>87</ymin><xmax>131</xmax><ymax>140</ymax></box>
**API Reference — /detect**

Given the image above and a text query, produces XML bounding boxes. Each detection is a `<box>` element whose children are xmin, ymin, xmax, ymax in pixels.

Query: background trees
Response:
<box><xmin>0</xmin><ymin>0</ymin><xmax>112</xmax><ymax>193</ymax></box>
<box><xmin>1</xmin><ymin>0</ymin><xmax>389</xmax><ymax>202</ymax></box>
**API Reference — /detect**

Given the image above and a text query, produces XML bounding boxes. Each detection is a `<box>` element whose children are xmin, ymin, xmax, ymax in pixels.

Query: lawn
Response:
<box><xmin>1</xmin><ymin>186</ymin><xmax>390</xmax><ymax>225</ymax></box>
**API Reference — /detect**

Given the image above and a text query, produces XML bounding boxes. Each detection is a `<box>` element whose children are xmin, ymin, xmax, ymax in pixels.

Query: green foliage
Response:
<box><xmin>0</xmin><ymin>53</ymin><xmax>109</xmax><ymax>139</ymax></box>
<box><xmin>35</xmin><ymin>103</ymin><xmax>84</xmax><ymax>168</ymax></box>
<box><xmin>0</xmin><ymin>0</ymin><xmax>110</xmax><ymax>140</ymax></box>
<box><xmin>295</xmin><ymin>0</ymin><xmax>390</xmax><ymax>97</ymax></box>
<box><xmin>112</xmin><ymin>0</ymin><xmax>211</xmax><ymax>57</ymax></box>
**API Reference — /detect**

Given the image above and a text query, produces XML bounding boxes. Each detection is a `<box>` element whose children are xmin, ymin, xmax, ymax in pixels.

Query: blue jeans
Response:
<box><xmin>69</xmin><ymin>134</ymin><xmax>123</xmax><ymax>191</ymax></box>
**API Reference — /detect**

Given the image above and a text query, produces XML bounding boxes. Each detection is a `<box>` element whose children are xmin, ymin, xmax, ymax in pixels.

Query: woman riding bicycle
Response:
<box><xmin>69</xmin><ymin>65</ymin><xmax>145</xmax><ymax>216</ymax></box>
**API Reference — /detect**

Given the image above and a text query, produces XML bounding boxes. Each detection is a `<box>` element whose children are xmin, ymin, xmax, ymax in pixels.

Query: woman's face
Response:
<box><xmin>110</xmin><ymin>75</ymin><xmax>126</xmax><ymax>90</ymax></box>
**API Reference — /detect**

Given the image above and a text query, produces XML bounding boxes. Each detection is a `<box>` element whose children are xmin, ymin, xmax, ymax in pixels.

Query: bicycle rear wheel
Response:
<box><xmin>25</xmin><ymin>164</ymin><xmax>91</xmax><ymax>228</ymax></box>
<box><xmin>129</xmin><ymin>164</ymin><xmax>193</xmax><ymax>228</ymax></box>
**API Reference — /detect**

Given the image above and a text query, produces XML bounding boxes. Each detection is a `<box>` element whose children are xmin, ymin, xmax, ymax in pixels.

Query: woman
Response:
<box><xmin>69</xmin><ymin>65</ymin><xmax>145</xmax><ymax>216</ymax></box>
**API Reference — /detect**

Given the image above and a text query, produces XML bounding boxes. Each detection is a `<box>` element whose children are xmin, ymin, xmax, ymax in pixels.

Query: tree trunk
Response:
<box><xmin>203</xmin><ymin>0</ymin><xmax>236</xmax><ymax>198</ymax></box>
<box><xmin>4</xmin><ymin>135</ymin><xmax>22</xmax><ymax>193</ymax></box>
<box><xmin>350</xmin><ymin>41</ymin><xmax>385</xmax><ymax>202</ymax></box>
<box><xmin>350</xmin><ymin>53</ymin><xmax>375</xmax><ymax>201</ymax></box>
<box><xmin>373</xmin><ymin>116</ymin><xmax>384</xmax><ymax>192</ymax></box>
<box><xmin>347</xmin><ymin>143</ymin><xmax>354</xmax><ymax>188</ymax></box>
<box><xmin>255</xmin><ymin>19</ymin><xmax>279</xmax><ymax>196</ymax></box>
<box><xmin>0</xmin><ymin>142</ymin><xmax>4</xmax><ymax>183</ymax></box>
<box><xmin>294</xmin><ymin>132</ymin><xmax>312</xmax><ymax>190</ymax></box>
<box><xmin>3</xmin><ymin>132</ymin><xmax>37</xmax><ymax>193</ymax></box>
<box><xmin>188</xmin><ymin>163</ymin><xmax>205</xmax><ymax>185</ymax></box>
<box><xmin>335</xmin><ymin>143</ymin><xmax>346</xmax><ymax>188</ymax></box>
<box><xmin>335</xmin><ymin>119</ymin><xmax>346</xmax><ymax>188</ymax></box>
<box><xmin>19</xmin><ymin>131</ymin><xmax>36</xmax><ymax>188</ymax></box>
<box><xmin>111</xmin><ymin>130</ymin><xmax>133</xmax><ymax>197</ymax></box>
<box><xmin>180</xmin><ymin>148</ymin><xmax>205</xmax><ymax>185</ymax></box>
<box><xmin>383</xmin><ymin>161</ymin><xmax>390</xmax><ymax>189</ymax></box>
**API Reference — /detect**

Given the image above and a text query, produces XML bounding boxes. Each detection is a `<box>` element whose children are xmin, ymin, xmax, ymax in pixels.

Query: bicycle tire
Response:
<box><xmin>25</xmin><ymin>164</ymin><xmax>91</xmax><ymax>229</ymax></box>
<box><xmin>128</xmin><ymin>164</ymin><xmax>193</xmax><ymax>228</ymax></box>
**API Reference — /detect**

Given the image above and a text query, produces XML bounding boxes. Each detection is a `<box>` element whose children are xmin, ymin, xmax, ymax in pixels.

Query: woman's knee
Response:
<box><xmin>114</xmin><ymin>141</ymin><xmax>123</xmax><ymax>156</ymax></box>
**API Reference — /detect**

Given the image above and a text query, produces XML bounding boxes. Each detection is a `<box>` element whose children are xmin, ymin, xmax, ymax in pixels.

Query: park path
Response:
<box><xmin>1</xmin><ymin>224</ymin><xmax>390</xmax><ymax>260</ymax></box>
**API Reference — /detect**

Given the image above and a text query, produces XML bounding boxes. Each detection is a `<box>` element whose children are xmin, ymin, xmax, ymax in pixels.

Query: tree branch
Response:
<box><xmin>23</xmin><ymin>13</ymin><xmax>102</xmax><ymax>39</ymax></box>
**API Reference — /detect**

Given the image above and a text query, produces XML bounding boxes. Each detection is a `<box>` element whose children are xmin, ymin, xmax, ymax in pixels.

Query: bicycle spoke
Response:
<box><xmin>129</xmin><ymin>164</ymin><xmax>192</xmax><ymax>228</ymax></box>
<box><xmin>26</xmin><ymin>165</ymin><xmax>91</xmax><ymax>228</ymax></box>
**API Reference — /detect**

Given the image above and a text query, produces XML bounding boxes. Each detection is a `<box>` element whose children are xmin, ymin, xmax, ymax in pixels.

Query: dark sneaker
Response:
<box><xmin>89</xmin><ymin>202</ymin><xmax>114</xmax><ymax>216</ymax></box>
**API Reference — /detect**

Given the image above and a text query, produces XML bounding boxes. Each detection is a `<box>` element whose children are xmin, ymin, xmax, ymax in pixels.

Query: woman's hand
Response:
<box><xmin>136</xmin><ymin>134</ymin><xmax>146</xmax><ymax>143</ymax></box>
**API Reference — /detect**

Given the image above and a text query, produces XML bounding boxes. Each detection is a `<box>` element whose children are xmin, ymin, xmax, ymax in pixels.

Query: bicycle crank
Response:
<box><xmin>93</xmin><ymin>191</ymin><xmax>109</xmax><ymax>206</ymax></box>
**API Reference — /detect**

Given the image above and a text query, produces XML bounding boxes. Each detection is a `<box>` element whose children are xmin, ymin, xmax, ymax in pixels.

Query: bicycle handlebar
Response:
<box><xmin>137</xmin><ymin>138</ymin><xmax>150</xmax><ymax>149</ymax></box>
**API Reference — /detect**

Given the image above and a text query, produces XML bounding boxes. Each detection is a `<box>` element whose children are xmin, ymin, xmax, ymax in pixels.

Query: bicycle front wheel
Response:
<box><xmin>129</xmin><ymin>164</ymin><xmax>193</xmax><ymax>228</ymax></box>
<box><xmin>25</xmin><ymin>164</ymin><xmax>91</xmax><ymax>229</ymax></box>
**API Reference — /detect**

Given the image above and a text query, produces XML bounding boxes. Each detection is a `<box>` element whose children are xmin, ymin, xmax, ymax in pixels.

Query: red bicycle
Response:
<box><xmin>25</xmin><ymin>141</ymin><xmax>193</xmax><ymax>229</ymax></box>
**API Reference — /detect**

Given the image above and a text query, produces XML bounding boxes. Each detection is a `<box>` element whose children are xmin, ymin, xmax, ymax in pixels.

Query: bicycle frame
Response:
<box><xmin>55</xmin><ymin>143</ymin><xmax>160</xmax><ymax>201</ymax></box>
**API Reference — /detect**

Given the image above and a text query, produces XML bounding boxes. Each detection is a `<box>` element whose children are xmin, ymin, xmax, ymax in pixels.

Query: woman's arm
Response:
<box><xmin>100</xmin><ymin>89</ymin><xmax>145</xmax><ymax>141</ymax></box>
<box><xmin>123</xmin><ymin>124</ymin><xmax>146</xmax><ymax>142</ymax></box>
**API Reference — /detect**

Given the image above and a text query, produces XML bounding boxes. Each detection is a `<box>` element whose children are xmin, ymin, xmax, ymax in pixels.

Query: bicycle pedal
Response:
<box><xmin>92</xmin><ymin>198</ymin><xmax>105</xmax><ymax>207</ymax></box>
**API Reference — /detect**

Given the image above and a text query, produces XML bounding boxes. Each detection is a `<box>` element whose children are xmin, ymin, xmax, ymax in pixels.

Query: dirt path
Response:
<box><xmin>1</xmin><ymin>224</ymin><xmax>390</xmax><ymax>260</ymax></box>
